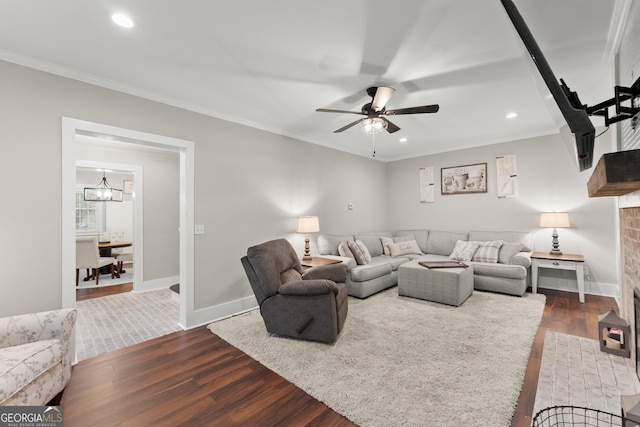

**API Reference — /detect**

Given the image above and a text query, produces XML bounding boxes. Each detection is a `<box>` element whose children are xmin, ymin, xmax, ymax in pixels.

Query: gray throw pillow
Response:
<box><xmin>472</xmin><ymin>240</ymin><xmax>504</xmax><ymax>263</ymax></box>
<box><xmin>355</xmin><ymin>240</ymin><xmax>372</xmax><ymax>263</ymax></box>
<box><xmin>348</xmin><ymin>240</ymin><xmax>369</xmax><ymax>265</ymax></box>
<box><xmin>498</xmin><ymin>242</ymin><xmax>524</xmax><ymax>264</ymax></box>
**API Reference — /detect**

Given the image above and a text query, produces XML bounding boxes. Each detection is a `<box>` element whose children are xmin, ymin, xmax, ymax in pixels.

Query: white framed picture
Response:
<box><xmin>123</xmin><ymin>180</ymin><xmax>134</xmax><ymax>194</ymax></box>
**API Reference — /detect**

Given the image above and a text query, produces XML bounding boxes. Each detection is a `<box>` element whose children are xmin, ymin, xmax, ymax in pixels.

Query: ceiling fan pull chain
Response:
<box><xmin>371</xmin><ymin>133</ymin><xmax>376</xmax><ymax>158</ymax></box>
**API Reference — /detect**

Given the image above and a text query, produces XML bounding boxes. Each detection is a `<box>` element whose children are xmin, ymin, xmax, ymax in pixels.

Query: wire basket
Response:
<box><xmin>532</xmin><ymin>406</ymin><xmax>637</xmax><ymax>427</ymax></box>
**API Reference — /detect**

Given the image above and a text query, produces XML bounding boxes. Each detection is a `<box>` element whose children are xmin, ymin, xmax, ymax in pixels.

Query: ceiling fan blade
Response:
<box><xmin>385</xmin><ymin>104</ymin><xmax>440</xmax><ymax>115</ymax></box>
<box><xmin>383</xmin><ymin>118</ymin><xmax>401</xmax><ymax>133</ymax></box>
<box><xmin>316</xmin><ymin>108</ymin><xmax>363</xmax><ymax>115</ymax></box>
<box><xmin>334</xmin><ymin>118</ymin><xmax>365</xmax><ymax>133</ymax></box>
<box><xmin>371</xmin><ymin>86</ymin><xmax>395</xmax><ymax>112</ymax></box>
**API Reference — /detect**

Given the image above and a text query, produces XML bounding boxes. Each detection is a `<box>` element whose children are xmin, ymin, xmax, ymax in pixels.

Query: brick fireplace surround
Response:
<box><xmin>621</xmin><ymin>206</ymin><xmax>640</xmax><ymax>363</ymax></box>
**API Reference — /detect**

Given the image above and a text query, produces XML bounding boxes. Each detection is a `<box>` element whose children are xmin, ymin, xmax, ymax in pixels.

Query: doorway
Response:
<box><xmin>61</xmin><ymin>118</ymin><xmax>195</xmax><ymax>329</ymax></box>
<box><xmin>75</xmin><ymin>161</ymin><xmax>140</xmax><ymax>292</ymax></box>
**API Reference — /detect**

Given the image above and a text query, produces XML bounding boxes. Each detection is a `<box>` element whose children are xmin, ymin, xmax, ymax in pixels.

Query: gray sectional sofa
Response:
<box><xmin>317</xmin><ymin>229</ymin><xmax>533</xmax><ymax>299</ymax></box>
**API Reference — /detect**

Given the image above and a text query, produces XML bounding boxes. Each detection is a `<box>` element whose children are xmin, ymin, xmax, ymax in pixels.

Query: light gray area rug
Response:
<box><xmin>533</xmin><ymin>330</ymin><xmax>640</xmax><ymax>419</ymax></box>
<box><xmin>76</xmin><ymin>288</ymin><xmax>181</xmax><ymax>361</ymax></box>
<box><xmin>208</xmin><ymin>289</ymin><xmax>546</xmax><ymax>427</ymax></box>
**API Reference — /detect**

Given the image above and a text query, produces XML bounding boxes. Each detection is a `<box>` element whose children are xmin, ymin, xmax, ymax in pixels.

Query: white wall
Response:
<box><xmin>386</xmin><ymin>131</ymin><xmax>618</xmax><ymax>296</ymax></box>
<box><xmin>0</xmin><ymin>60</ymin><xmax>388</xmax><ymax>317</ymax></box>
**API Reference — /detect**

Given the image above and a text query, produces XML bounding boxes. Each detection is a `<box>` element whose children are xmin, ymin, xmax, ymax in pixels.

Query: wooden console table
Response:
<box><xmin>531</xmin><ymin>252</ymin><xmax>585</xmax><ymax>303</ymax></box>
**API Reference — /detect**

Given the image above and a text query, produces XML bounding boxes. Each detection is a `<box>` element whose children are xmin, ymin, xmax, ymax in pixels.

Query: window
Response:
<box><xmin>75</xmin><ymin>189</ymin><xmax>105</xmax><ymax>233</ymax></box>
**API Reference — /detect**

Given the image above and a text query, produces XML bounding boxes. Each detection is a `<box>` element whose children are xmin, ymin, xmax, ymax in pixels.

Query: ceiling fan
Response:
<box><xmin>316</xmin><ymin>86</ymin><xmax>439</xmax><ymax>134</ymax></box>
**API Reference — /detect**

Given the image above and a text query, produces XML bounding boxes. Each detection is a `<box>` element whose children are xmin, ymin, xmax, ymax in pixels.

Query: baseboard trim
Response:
<box><xmin>136</xmin><ymin>276</ymin><xmax>180</xmax><ymax>293</ymax></box>
<box><xmin>536</xmin><ymin>281</ymin><xmax>620</xmax><ymax>308</ymax></box>
<box><xmin>184</xmin><ymin>295</ymin><xmax>258</xmax><ymax>330</ymax></box>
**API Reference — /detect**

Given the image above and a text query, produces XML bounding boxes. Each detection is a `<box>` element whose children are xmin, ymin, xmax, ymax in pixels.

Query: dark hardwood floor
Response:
<box><xmin>62</xmin><ymin>288</ymin><xmax>617</xmax><ymax>426</ymax></box>
<box><xmin>75</xmin><ymin>262</ymin><xmax>134</xmax><ymax>301</ymax></box>
<box><xmin>76</xmin><ymin>283</ymin><xmax>133</xmax><ymax>301</ymax></box>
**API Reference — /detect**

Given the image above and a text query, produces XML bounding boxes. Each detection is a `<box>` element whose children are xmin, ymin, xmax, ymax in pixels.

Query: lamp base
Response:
<box><xmin>549</xmin><ymin>228</ymin><xmax>562</xmax><ymax>256</ymax></box>
<box><xmin>302</xmin><ymin>236</ymin><xmax>312</xmax><ymax>261</ymax></box>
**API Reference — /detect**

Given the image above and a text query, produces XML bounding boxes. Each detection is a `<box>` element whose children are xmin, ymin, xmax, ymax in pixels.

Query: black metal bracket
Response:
<box><xmin>586</xmin><ymin>75</ymin><xmax>640</xmax><ymax>127</ymax></box>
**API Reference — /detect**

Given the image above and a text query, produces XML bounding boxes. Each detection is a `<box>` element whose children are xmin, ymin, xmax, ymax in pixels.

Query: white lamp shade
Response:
<box><xmin>539</xmin><ymin>212</ymin><xmax>571</xmax><ymax>228</ymax></box>
<box><xmin>296</xmin><ymin>216</ymin><xmax>320</xmax><ymax>233</ymax></box>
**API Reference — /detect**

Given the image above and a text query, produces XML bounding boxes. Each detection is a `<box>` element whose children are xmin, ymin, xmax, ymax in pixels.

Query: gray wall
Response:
<box><xmin>0</xmin><ymin>59</ymin><xmax>388</xmax><ymax>316</ymax></box>
<box><xmin>386</xmin><ymin>131</ymin><xmax>618</xmax><ymax>295</ymax></box>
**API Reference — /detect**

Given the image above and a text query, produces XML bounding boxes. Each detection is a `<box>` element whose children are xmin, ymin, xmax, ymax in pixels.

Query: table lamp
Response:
<box><xmin>539</xmin><ymin>211</ymin><xmax>571</xmax><ymax>255</ymax></box>
<box><xmin>296</xmin><ymin>216</ymin><xmax>320</xmax><ymax>260</ymax></box>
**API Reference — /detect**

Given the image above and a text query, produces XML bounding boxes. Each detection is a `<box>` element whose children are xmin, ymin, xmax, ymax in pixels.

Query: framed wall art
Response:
<box><xmin>419</xmin><ymin>167</ymin><xmax>435</xmax><ymax>203</ymax></box>
<box><xmin>441</xmin><ymin>162</ymin><xmax>487</xmax><ymax>195</ymax></box>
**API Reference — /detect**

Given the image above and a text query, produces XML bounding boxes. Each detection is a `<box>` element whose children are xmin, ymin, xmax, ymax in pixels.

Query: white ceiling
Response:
<box><xmin>0</xmin><ymin>0</ymin><xmax>621</xmax><ymax>161</ymax></box>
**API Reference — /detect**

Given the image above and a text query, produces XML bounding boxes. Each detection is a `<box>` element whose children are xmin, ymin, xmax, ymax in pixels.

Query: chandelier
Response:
<box><xmin>84</xmin><ymin>172</ymin><xmax>123</xmax><ymax>202</ymax></box>
<box><xmin>360</xmin><ymin>117</ymin><xmax>387</xmax><ymax>134</ymax></box>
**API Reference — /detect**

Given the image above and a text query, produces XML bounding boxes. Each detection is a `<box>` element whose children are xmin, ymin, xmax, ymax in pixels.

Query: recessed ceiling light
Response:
<box><xmin>399</xmin><ymin>137</ymin><xmax>408</xmax><ymax>143</ymax></box>
<box><xmin>112</xmin><ymin>13</ymin><xmax>134</xmax><ymax>28</ymax></box>
<box><xmin>506</xmin><ymin>112</ymin><xmax>518</xmax><ymax>119</ymax></box>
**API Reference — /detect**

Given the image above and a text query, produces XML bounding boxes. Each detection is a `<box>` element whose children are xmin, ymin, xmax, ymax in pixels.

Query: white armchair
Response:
<box><xmin>0</xmin><ymin>309</ymin><xmax>77</xmax><ymax>406</ymax></box>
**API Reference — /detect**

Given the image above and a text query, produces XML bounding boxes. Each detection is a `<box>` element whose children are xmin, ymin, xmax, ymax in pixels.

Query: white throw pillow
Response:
<box><xmin>388</xmin><ymin>240</ymin><xmax>422</xmax><ymax>257</ymax></box>
<box><xmin>380</xmin><ymin>236</ymin><xmax>394</xmax><ymax>256</ymax></box>
<box><xmin>472</xmin><ymin>240</ymin><xmax>504</xmax><ymax>263</ymax></box>
<box><xmin>449</xmin><ymin>240</ymin><xmax>479</xmax><ymax>261</ymax></box>
<box><xmin>338</xmin><ymin>240</ymin><xmax>355</xmax><ymax>259</ymax></box>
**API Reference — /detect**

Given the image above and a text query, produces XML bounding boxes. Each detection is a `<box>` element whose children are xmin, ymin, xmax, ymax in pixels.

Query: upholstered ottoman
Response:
<box><xmin>398</xmin><ymin>260</ymin><xmax>473</xmax><ymax>306</ymax></box>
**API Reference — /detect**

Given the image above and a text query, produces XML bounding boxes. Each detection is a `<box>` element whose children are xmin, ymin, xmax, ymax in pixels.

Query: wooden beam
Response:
<box><xmin>587</xmin><ymin>149</ymin><xmax>640</xmax><ymax>197</ymax></box>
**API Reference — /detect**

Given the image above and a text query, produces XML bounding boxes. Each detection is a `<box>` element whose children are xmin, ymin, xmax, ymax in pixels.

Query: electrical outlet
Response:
<box><xmin>348</xmin><ymin>203</ymin><xmax>354</xmax><ymax>210</ymax></box>
<box><xmin>195</xmin><ymin>224</ymin><xmax>205</xmax><ymax>235</ymax></box>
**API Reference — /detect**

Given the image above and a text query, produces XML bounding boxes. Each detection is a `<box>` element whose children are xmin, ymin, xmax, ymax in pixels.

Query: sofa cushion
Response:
<box><xmin>471</xmin><ymin>262</ymin><xmax>527</xmax><ymax>280</ymax></box>
<box><xmin>350</xmin><ymin>262</ymin><xmax>393</xmax><ymax>282</ymax></box>
<box><xmin>449</xmin><ymin>240</ymin><xmax>479</xmax><ymax>261</ymax></box>
<box><xmin>317</xmin><ymin>234</ymin><xmax>354</xmax><ymax>255</ymax></box>
<box><xmin>427</xmin><ymin>230</ymin><xmax>468</xmax><ymax>256</ymax></box>
<box><xmin>498</xmin><ymin>242</ymin><xmax>524</xmax><ymax>264</ymax></box>
<box><xmin>468</xmin><ymin>230</ymin><xmax>533</xmax><ymax>252</ymax></box>
<box><xmin>338</xmin><ymin>241</ymin><xmax>354</xmax><ymax>258</ymax></box>
<box><xmin>395</xmin><ymin>230</ymin><xmax>429</xmax><ymax>254</ymax></box>
<box><xmin>472</xmin><ymin>240</ymin><xmax>503</xmax><ymax>263</ymax></box>
<box><xmin>354</xmin><ymin>233</ymin><xmax>391</xmax><ymax>257</ymax></box>
<box><xmin>0</xmin><ymin>339</ymin><xmax>62</xmax><ymax>403</ymax></box>
<box><xmin>388</xmin><ymin>240</ymin><xmax>422</xmax><ymax>257</ymax></box>
<box><xmin>348</xmin><ymin>240</ymin><xmax>369</xmax><ymax>265</ymax></box>
<box><xmin>379</xmin><ymin>256</ymin><xmax>411</xmax><ymax>270</ymax></box>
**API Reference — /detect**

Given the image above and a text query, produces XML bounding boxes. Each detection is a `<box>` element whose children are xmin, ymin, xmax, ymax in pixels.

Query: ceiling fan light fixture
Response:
<box><xmin>360</xmin><ymin>118</ymin><xmax>387</xmax><ymax>134</ymax></box>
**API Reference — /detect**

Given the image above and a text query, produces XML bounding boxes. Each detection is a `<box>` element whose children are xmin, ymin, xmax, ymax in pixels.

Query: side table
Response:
<box><xmin>300</xmin><ymin>257</ymin><xmax>341</xmax><ymax>268</ymax></box>
<box><xmin>531</xmin><ymin>252</ymin><xmax>585</xmax><ymax>303</ymax></box>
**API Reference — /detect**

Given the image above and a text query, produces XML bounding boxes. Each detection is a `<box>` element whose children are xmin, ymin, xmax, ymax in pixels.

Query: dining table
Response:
<box><xmin>98</xmin><ymin>241</ymin><xmax>132</xmax><ymax>277</ymax></box>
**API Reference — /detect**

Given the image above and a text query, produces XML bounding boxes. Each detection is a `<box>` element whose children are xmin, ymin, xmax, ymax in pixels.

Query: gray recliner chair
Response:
<box><xmin>241</xmin><ymin>238</ymin><xmax>348</xmax><ymax>343</ymax></box>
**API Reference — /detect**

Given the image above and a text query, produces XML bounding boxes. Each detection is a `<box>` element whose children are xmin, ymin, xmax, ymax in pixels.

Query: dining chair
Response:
<box><xmin>110</xmin><ymin>232</ymin><xmax>132</xmax><ymax>274</ymax></box>
<box><xmin>76</xmin><ymin>236</ymin><xmax>116</xmax><ymax>286</ymax></box>
<box><xmin>115</xmin><ymin>252</ymin><xmax>133</xmax><ymax>275</ymax></box>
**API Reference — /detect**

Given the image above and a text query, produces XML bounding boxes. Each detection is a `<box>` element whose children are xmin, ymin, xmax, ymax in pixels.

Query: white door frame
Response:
<box><xmin>76</xmin><ymin>160</ymin><xmax>143</xmax><ymax>292</ymax></box>
<box><xmin>62</xmin><ymin>118</ymin><xmax>195</xmax><ymax>329</ymax></box>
